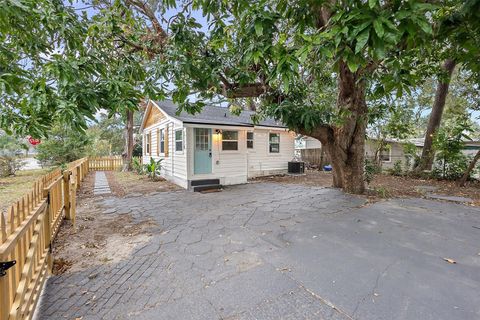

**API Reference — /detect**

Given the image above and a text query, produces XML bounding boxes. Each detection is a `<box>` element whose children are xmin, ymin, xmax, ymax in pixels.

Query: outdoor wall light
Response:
<box><xmin>215</xmin><ymin>129</ymin><xmax>222</xmax><ymax>134</ymax></box>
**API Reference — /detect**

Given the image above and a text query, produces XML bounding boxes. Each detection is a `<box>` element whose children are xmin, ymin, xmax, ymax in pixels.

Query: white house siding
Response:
<box><xmin>305</xmin><ymin>137</ymin><xmax>322</xmax><ymax>149</ymax></box>
<box><xmin>185</xmin><ymin>125</ymin><xmax>248</xmax><ymax>186</ymax></box>
<box><xmin>295</xmin><ymin>137</ymin><xmax>322</xmax><ymax>150</ymax></box>
<box><xmin>247</xmin><ymin>129</ymin><xmax>295</xmax><ymax>178</ymax></box>
<box><xmin>142</xmin><ymin>119</ymin><xmax>188</xmax><ymax>188</ymax></box>
<box><xmin>365</xmin><ymin>140</ymin><xmax>407</xmax><ymax>169</ymax></box>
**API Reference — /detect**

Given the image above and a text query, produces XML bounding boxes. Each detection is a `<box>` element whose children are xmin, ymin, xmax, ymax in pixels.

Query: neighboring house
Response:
<box><xmin>297</xmin><ymin>135</ymin><xmax>480</xmax><ymax>170</ymax></box>
<box><xmin>295</xmin><ymin>136</ymin><xmax>403</xmax><ymax>169</ymax></box>
<box><xmin>364</xmin><ymin>139</ymin><xmax>406</xmax><ymax>169</ymax></box>
<box><xmin>295</xmin><ymin>136</ymin><xmax>322</xmax><ymax>150</ymax></box>
<box><xmin>140</xmin><ymin>100</ymin><xmax>295</xmax><ymax>189</ymax></box>
<box><xmin>408</xmin><ymin>138</ymin><xmax>480</xmax><ymax>157</ymax></box>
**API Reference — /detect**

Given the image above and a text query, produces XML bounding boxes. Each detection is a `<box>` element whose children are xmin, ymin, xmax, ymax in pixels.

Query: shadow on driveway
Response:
<box><xmin>35</xmin><ymin>182</ymin><xmax>480</xmax><ymax>320</ymax></box>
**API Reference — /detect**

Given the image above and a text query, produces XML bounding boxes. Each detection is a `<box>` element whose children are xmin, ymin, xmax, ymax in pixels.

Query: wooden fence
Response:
<box><xmin>300</xmin><ymin>148</ymin><xmax>330</xmax><ymax>168</ymax></box>
<box><xmin>88</xmin><ymin>156</ymin><xmax>123</xmax><ymax>171</ymax></box>
<box><xmin>0</xmin><ymin>157</ymin><xmax>93</xmax><ymax>320</ymax></box>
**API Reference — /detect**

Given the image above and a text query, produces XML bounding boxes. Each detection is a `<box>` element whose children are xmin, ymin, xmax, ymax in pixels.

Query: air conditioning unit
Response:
<box><xmin>288</xmin><ymin>161</ymin><xmax>305</xmax><ymax>174</ymax></box>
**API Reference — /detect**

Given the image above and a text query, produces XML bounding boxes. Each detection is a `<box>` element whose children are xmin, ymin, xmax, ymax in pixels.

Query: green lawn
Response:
<box><xmin>0</xmin><ymin>169</ymin><xmax>50</xmax><ymax>213</ymax></box>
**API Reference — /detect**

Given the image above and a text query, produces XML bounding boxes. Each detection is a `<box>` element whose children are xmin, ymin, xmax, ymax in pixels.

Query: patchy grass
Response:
<box><xmin>0</xmin><ymin>169</ymin><xmax>50</xmax><ymax>212</ymax></box>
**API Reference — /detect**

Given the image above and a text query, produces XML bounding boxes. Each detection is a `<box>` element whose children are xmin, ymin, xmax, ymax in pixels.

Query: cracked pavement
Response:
<box><xmin>35</xmin><ymin>182</ymin><xmax>480</xmax><ymax>319</ymax></box>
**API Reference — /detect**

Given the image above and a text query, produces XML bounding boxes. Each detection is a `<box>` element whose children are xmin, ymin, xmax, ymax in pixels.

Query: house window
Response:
<box><xmin>159</xmin><ymin>129</ymin><xmax>165</xmax><ymax>153</ymax></box>
<box><xmin>246</xmin><ymin>132</ymin><xmax>254</xmax><ymax>149</ymax></box>
<box><xmin>222</xmin><ymin>130</ymin><xmax>238</xmax><ymax>151</ymax></box>
<box><xmin>269</xmin><ymin>133</ymin><xmax>280</xmax><ymax>153</ymax></box>
<box><xmin>379</xmin><ymin>146</ymin><xmax>391</xmax><ymax>162</ymax></box>
<box><xmin>175</xmin><ymin>129</ymin><xmax>183</xmax><ymax>152</ymax></box>
<box><xmin>145</xmin><ymin>132</ymin><xmax>151</xmax><ymax>155</ymax></box>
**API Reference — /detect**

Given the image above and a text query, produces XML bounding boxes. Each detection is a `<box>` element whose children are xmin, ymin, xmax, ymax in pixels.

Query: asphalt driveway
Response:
<box><xmin>36</xmin><ymin>182</ymin><xmax>480</xmax><ymax>319</ymax></box>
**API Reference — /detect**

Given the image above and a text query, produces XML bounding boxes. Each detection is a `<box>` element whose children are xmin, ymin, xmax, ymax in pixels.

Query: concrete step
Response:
<box><xmin>193</xmin><ymin>184</ymin><xmax>222</xmax><ymax>192</ymax></box>
<box><xmin>190</xmin><ymin>179</ymin><xmax>221</xmax><ymax>187</ymax></box>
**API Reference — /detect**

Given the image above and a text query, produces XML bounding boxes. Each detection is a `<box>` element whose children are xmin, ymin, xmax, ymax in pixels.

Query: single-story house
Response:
<box><xmin>407</xmin><ymin>138</ymin><xmax>480</xmax><ymax>157</ymax></box>
<box><xmin>140</xmin><ymin>100</ymin><xmax>296</xmax><ymax>190</ymax></box>
<box><xmin>364</xmin><ymin>139</ymin><xmax>407</xmax><ymax>169</ymax></box>
<box><xmin>297</xmin><ymin>135</ymin><xmax>480</xmax><ymax>170</ymax></box>
<box><xmin>295</xmin><ymin>135</ymin><xmax>322</xmax><ymax>150</ymax></box>
<box><xmin>294</xmin><ymin>136</ymin><xmax>402</xmax><ymax>169</ymax></box>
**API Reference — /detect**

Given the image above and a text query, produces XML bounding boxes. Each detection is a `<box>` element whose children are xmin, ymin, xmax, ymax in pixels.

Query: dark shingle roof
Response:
<box><xmin>154</xmin><ymin>100</ymin><xmax>286</xmax><ymax>128</ymax></box>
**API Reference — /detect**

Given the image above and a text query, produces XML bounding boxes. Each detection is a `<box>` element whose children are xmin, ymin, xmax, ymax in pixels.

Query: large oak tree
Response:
<box><xmin>160</xmin><ymin>0</ymin><xmax>439</xmax><ymax>193</ymax></box>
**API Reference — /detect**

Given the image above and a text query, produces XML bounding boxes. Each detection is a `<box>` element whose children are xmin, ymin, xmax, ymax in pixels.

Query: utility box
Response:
<box><xmin>288</xmin><ymin>161</ymin><xmax>305</xmax><ymax>174</ymax></box>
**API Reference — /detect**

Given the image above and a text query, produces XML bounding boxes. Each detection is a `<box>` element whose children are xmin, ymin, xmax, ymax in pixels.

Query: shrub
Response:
<box><xmin>36</xmin><ymin>124</ymin><xmax>90</xmax><ymax>166</ymax></box>
<box><xmin>390</xmin><ymin>160</ymin><xmax>403</xmax><ymax>176</ymax></box>
<box><xmin>144</xmin><ymin>157</ymin><xmax>163</xmax><ymax>180</ymax></box>
<box><xmin>132</xmin><ymin>157</ymin><xmax>144</xmax><ymax>175</ymax></box>
<box><xmin>0</xmin><ymin>156</ymin><xmax>24</xmax><ymax>177</ymax></box>
<box><xmin>431</xmin><ymin>125</ymin><xmax>471</xmax><ymax>180</ymax></box>
<box><xmin>431</xmin><ymin>153</ymin><xmax>469</xmax><ymax>180</ymax></box>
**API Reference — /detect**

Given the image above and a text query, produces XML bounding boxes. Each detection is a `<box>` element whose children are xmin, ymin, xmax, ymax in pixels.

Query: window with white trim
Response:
<box><xmin>159</xmin><ymin>129</ymin><xmax>165</xmax><ymax>153</ymax></box>
<box><xmin>175</xmin><ymin>129</ymin><xmax>183</xmax><ymax>152</ymax></box>
<box><xmin>222</xmin><ymin>130</ymin><xmax>238</xmax><ymax>151</ymax></box>
<box><xmin>145</xmin><ymin>133</ymin><xmax>151</xmax><ymax>154</ymax></box>
<box><xmin>379</xmin><ymin>146</ymin><xmax>391</xmax><ymax>162</ymax></box>
<box><xmin>246</xmin><ymin>132</ymin><xmax>254</xmax><ymax>149</ymax></box>
<box><xmin>269</xmin><ymin>133</ymin><xmax>280</xmax><ymax>153</ymax></box>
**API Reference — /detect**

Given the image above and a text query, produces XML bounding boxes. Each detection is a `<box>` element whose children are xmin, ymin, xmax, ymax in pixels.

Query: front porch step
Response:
<box><xmin>190</xmin><ymin>179</ymin><xmax>220</xmax><ymax>187</ymax></box>
<box><xmin>193</xmin><ymin>184</ymin><xmax>222</xmax><ymax>192</ymax></box>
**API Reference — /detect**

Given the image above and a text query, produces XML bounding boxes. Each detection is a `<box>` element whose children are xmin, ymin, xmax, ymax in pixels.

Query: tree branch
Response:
<box><xmin>298</xmin><ymin>125</ymin><xmax>334</xmax><ymax>146</ymax></box>
<box><xmin>126</xmin><ymin>0</ymin><xmax>168</xmax><ymax>45</ymax></box>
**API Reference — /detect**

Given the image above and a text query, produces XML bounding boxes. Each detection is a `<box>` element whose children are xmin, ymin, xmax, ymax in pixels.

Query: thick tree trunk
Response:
<box><xmin>302</xmin><ymin>61</ymin><xmax>368</xmax><ymax>194</ymax></box>
<box><xmin>417</xmin><ymin>59</ymin><xmax>456</xmax><ymax>171</ymax></box>
<box><xmin>457</xmin><ymin>149</ymin><xmax>480</xmax><ymax>187</ymax></box>
<box><xmin>122</xmin><ymin>109</ymin><xmax>134</xmax><ymax>171</ymax></box>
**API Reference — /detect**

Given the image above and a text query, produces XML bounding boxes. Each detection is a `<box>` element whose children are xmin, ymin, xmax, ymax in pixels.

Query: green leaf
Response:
<box><xmin>373</xmin><ymin>20</ymin><xmax>384</xmax><ymax>38</ymax></box>
<box><xmin>347</xmin><ymin>56</ymin><xmax>359</xmax><ymax>73</ymax></box>
<box><xmin>355</xmin><ymin>30</ymin><xmax>370</xmax><ymax>53</ymax></box>
<box><xmin>417</xmin><ymin>19</ymin><xmax>432</xmax><ymax>35</ymax></box>
<box><xmin>254</xmin><ymin>20</ymin><xmax>263</xmax><ymax>36</ymax></box>
<box><xmin>374</xmin><ymin>41</ymin><xmax>385</xmax><ymax>59</ymax></box>
<box><xmin>368</xmin><ymin>0</ymin><xmax>377</xmax><ymax>9</ymax></box>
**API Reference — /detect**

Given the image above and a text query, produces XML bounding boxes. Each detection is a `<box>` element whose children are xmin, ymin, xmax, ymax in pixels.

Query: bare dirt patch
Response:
<box><xmin>106</xmin><ymin>171</ymin><xmax>180</xmax><ymax>196</ymax></box>
<box><xmin>251</xmin><ymin>171</ymin><xmax>333</xmax><ymax>187</ymax></box>
<box><xmin>51</xmin><ymin>171</ymin><xmax>180</xmax><ymax>274</ymax></box>
<box><xmin>252</xmin><ymin>170</ymin><xmax>480</xmax><ymax>205</ymax></box>
<box><xmin>51</xmin><ymin>173</ymin><xmax>159</xmax><ymax>274</ymax></box>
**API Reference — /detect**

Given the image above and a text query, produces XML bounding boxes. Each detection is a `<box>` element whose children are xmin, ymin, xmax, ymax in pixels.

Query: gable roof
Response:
<box><xmin>153</xmin><ymin>100</ymin><xmax>287</xmax><ymax>128</ymax></box>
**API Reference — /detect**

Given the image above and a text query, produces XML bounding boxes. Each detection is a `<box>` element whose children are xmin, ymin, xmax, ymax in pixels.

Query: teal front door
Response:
<box><xmin>194</xmin><ymin>128</ymin><xmax>212</xmax><ymax>174</ymax></box>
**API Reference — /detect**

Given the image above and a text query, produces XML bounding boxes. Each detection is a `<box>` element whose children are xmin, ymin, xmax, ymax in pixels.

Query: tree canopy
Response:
<box><xmin>0</xmin><ymin>0</ymin><xmax>162</xmax><ymax>137</ymax></box>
